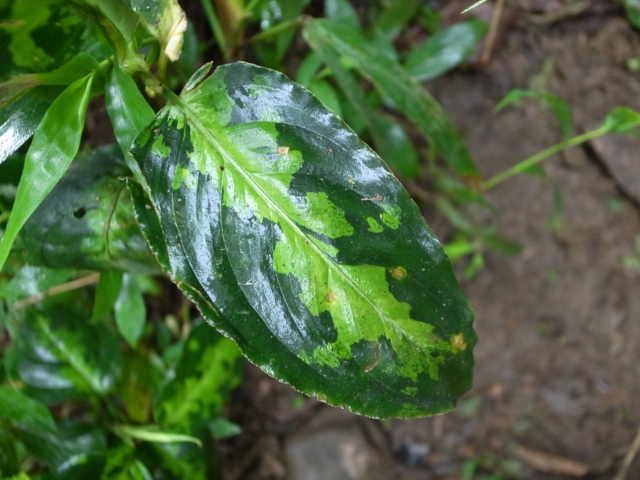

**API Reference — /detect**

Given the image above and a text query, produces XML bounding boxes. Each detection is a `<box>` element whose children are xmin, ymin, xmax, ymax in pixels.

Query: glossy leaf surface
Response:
<box><xmin>0</xmin><ymin>73</ymin><xmax>93</xmax><ymax>272</ymax></box>
<box><xmin>0</xmin><ymin>86</ymin><xmax>60</xmax><ymax>164</ymax></box>
<box><xmin>404</xmin><ymin>20</ymin><xmax>487</xmax><ymax>82</ymax></box>
<box><xmin>12</xmin><ymin>312</ymin><xmax>122</xmax><ymax>403</ymax></box>
<box><xmin>304</xmin><ymin>19</ymin><xmax>479</xmax><ymax>177</ymax></box>
<box><xmin>21</xmin><ymin>146</ymin><xmax>157</xmax><ymax>272</ymax></box>
<box><xmin>131</xmin><ymin>62</ymin><xmax>475</xmax><ymax>417</ymax></box>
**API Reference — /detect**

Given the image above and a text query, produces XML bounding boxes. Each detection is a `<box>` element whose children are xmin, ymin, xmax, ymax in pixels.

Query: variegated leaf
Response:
<box><xmin>130</xmin><ymin>62</ymin><xmax>475</xmax><ymax>418</ymax></box>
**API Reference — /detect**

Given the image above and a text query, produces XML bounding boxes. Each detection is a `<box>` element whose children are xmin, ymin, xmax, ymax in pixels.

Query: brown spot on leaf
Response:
<box><xmin>364</xmin><ymin>342</ymin><xmax>380</xmax><ymax>373</ymax></box>
<box><xmin>451</xmin><ymin>334</ymin><xmax>467</xmax><ymax>351</ymax></box>
<box><xmin>277</xmin><ymin>146</ymin><xmax>290</xmax><ymax>155</ymax></box>
<box><xmin>325</xmin><ymin>290</ymin><xmax>338</xmax><ymax>303</ymax></box>
<box><xmin>391</xmin><ymin>266</ymin><xmax>407</xmax><ymax>280</ymax></box>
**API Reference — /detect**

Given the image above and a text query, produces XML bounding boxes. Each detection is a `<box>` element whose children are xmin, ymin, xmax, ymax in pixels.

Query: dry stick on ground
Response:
<box><xmin>614</xmin><ymin>424</ymin><xmax>640</xmax><ymax>480</ymax></box>
<box><xmin>527</xmin><ymin>0</ymin><xmax>592</xmax><ymax>26</ymax></box>
<box><xmin>479</xmin><ymin>0</ymin><xmax>506</xmax><ymax>65</ymax></box>
<box><xmin>12</xmin><ymin>273</ymin><xmax>100</xmax><ymax>309</ymax></box>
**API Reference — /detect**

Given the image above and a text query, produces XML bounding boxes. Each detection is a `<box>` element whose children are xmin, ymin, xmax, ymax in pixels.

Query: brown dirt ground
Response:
<box><xmin>218</xmin><ymin>4</ymin><xmax>640</xmax><ymax>480</ymax></box>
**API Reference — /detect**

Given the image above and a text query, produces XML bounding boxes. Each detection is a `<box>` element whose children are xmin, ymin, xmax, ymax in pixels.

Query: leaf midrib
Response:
<box><xmin>176</xmin><ymin>98</ymin><xmax>426</xmax><ymax>351</ymax></box>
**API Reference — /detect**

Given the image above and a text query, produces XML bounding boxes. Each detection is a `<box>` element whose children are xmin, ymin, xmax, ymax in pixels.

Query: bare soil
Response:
<box><xmin>219</xmin><ymin>5</ymin><xmax>640</xmax><ymax>479</ymax></box>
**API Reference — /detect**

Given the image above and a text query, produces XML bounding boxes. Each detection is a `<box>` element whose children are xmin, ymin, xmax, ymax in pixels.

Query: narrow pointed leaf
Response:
<box><xmin>304</xmin><ymin>19</ymin><xmax>479</xmax><ymax>177</ymax></box>
<box><xmin>131</xmin><ymin>62</ymin><xmax>475</xmax><ymax>418</ymax></box>
<box><xmin>0</xmin><ymin>73</ymin><xmax>94</xmax><ymax>272</ymax></box>
<box><xmin>105</xmin><ymin>63</ymin><xmax>155</xmax><ymax>160</ymax></box>
<box><xmin>114</xmin><ymin>273</ymin><xmax>146</xmax><ymax>347</ymax></box>
<box><xmin>404</xmin><ymin>20</ymin><xmax>487</xmax><ymax>82</ymax></box>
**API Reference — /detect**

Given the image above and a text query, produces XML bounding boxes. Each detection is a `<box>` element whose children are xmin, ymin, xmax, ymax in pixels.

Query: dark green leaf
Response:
<box><xmin>114</xmin><ymin>273</ymin><xmax>146</xmax><ymax>347</ymax></box>
<box><xmin>0</xmin><ymin>426</ymin><xmax>20</xmax><ymax>477</ymax></box>
<box><xmin>0</xmin><ymin>86</ymin><xmax>60</xmax><ymax>164</ymax></box>
<box><xmin>371</xmin><ymin>112</ymin><xmax>419</xmax><ymax>178</ymax></box>
<box><xmin>135</xmin><ymin>442</ymin><xmax>206</xmax><ymax>480</ymax></box>
<box><xmin>18</xmin><ymin>422</ymin><xmax>107</xmax><ymax>470</ymax></box>
<box><xmin>307</xmin><ymin>79</ymin><xmax>343</xmax><ymax>117</ymax></box>
<box><xmin>102</xmin><ymin>445</ymin><xmax>153</xmax><ymax>480</ymax></box>
<box><xmin>105</xmin><ymin>63</ymin><xmax>155</xmax><ymax>164</ymax></box>
<box><xmin>625</xmin><ymin>0</ymin><xmax>640</xmax><ymax>29</ymax></box>
<box><xmin>43</xmin><ymin>454</ymin><xmax>107</xmax><ymax>480</ymax></box>
<box><xmin>325</xmin><ymin>0</ymin><xmax>360</xmax><ymax>29</ymax></box>
<box><xmin>0</xmin><ymin>386</ymin><xmax>56</xmax><ymax>434</ymax></box>
<box><xmin>404</xmin><ymin>20</ymin><xmax>487</xmax><ymax>82</ymax></box>
<box><xmin>131</xmin><ymin>62</ymin><xmax>475</xmax><ymax>418</ymax></box>
<box><xmin>374</xmin><ymin>0</ymin><xmax>421</xmax><ymax>40</ymax></box>
<box><xmin>0</xmin><ymin>73</ymin><xmax>94</xmax><ymax>272</ymax></box>
<box><xmin>13</xmin><ymin>313</ymin><xmax>122</xmax><ymax>403</ymax></box>
<box><xmin>304</xmin><ymin>19</ymin><xmax>479</xmax><ymax>177</ymax></box>
<box><xmin>251</xmin><ymin>0</ymin><xmax>311</xmax><ymax>68</ymax></box>
<box><xmin>92</xmin><ymin>271</ymin><xmax>124</xmax><ymax>321</ymax></box>
<box><xmin>20</xmin><ymin>146</ymin><xmax>158</xmax><ymax>273</ymax></box>
<box><xmin>154</xmin><ymin>321</ymin><xmax>242</xmax><ymax>433</ymax></box>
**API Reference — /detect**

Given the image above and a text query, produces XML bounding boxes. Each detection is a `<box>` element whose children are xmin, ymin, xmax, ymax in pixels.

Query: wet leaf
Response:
<box><xmin>404</xmin><ymin>20</ymin><xmax>487</xmax><ymax>82</ymax></box>
<box><xmin>0</xmin><ymin>86</ymin><xmax>60</xmax><ymax>164</ymax></box>
<box><xmin>0</xmin><ymin>386</ymin><xmax>56</xmax><ymax>435</ymax></box>
<box><xmin>130</xmin><ymin>62</ymin><xmax>475</xmax><ymax>417</ymax></box>
<box><xmin>304</xmin><ymin>19</ymin><xmax>479</xmax><ymax>178</ymax></box>
<box><xmin>13</xmin><ymin>312</ymin><xmax>122</xmax><ymax>403</ymax></box>
<box><xmin>0</xmin><ymin>72</ymin><xmax>94</xmax><ymax>273</ymax></box>
<box><xmin>154</xmin><ymin>321</ymin><xmax>242</xmax><ymax>433</ymax></box>
<box><xmin>105</xmin><ymin>63</ymin><xmax>155</xmax><ymax>163</ymax></box>
<box><xmin>20</xmin><ymin>146</ymin><xmax>157</xmax><ymax>273</ymax></box>
<box><xmin>125</xmin><ymin>0</ymin><xmax>186</xmax><ymax>61</ymax></box>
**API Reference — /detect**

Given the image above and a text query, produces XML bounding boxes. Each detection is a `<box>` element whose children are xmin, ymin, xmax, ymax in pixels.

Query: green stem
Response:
<box><xmin>482</xmin><ymin>128</ymin><xmax>606</xmax><ymax>191</ymax></box>
<box><xmin>201</xmin><ymin>0</ymin><xmax>231</xmax><ymax>62</ymax></box>
<box><xmin>140</xmin><ymin>72</ymin><xmax>183</xmax><ymax>107</ymax></box>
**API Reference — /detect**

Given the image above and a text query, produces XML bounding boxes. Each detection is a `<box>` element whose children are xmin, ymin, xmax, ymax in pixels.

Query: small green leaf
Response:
<box><xmin>0</xmin><ymin>386</ymin><xmax>56</xmax><ymax>435</ymax></box>
<box><xmin>496</xmin><ymin>89</ymin><xmax>574</xmax><ymax>139</ymax></box>
<box><xmin>105</xmin><ymin>63</ymin><xmax>155</xmax><ymax>162</ymax></box>
<box><xmin>113</xmin><ymin>425</ymin><xmax>202</xmax><ymax>447</ymax></box>
<box><xmin>304</xmin><ymin>19</ymin><xmax>479</xmax><ymax>177</ymax></box>
<box><xmin>102</xmin><ymin>445</ymin><xmax>153</xmax><ymax>480</ymax></box>
<box><xmin>404</xmin><ymin>20</ymin><xmax>487</xmax><ymax>82</ymax></box>
<box><xmin>114</xmin><ymin>273</ymin><xmax>146</xmax><ymax>347</ymax></box>
<box><xmin>92</xmin><ymin>271</ymin><xmax>124</xmax><ymax>321</ymax></box>
<box><xmin>154</xmin><ymin>321</ymin><xmax>242</xmax><ymax>433</ymax></box>
<box><xmin>131</xmin><ymin>62</ymin><xmax>475</xmax><ymax>418</ymax></box>
<box><xmin>625</xmin><ymin>0</ymin><xmax>640</xmax><ymax>29</ymax></box>
<box><xmin>601</xmin><ymin>106</ymin><xmax>640</xmax><ymax>133</ymax></box>
<box><xmin>0</xmin><ymin>72</ymin><xmax>94</xmax><ymax>273</ymax></box>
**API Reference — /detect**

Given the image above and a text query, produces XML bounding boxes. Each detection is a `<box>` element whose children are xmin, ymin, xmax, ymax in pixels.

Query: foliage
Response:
<box><xmin>0</xmin><ymin>0</ymin><xmax>489</xmax><ymax>477</ymax></box>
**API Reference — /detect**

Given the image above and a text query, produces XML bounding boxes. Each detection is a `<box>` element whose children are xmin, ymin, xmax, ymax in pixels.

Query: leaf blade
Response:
<box><xmin>0</xmin><ymin>72</ymin><xmax>94</xmax><ymax>272</ymax></box>
<box><xmin>132</xmin><ymin>62</ymin><xmax>475</xmax><ymax>417</ymax></box>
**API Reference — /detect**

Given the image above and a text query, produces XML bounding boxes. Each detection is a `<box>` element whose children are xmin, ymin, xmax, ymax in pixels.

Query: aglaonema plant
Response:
<box><xmin>0</xmin><ymin>0</ymin><xmax>475</xmax><ymax>432</ymax></box>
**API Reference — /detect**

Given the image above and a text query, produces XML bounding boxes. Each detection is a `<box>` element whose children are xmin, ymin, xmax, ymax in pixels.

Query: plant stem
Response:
<box><xmin>482</xmin><ymin>128</ymin><xmax>606</xmax><ymax>191</ymax></box>
<box><xmin>201</xmin><ymin>0</ymin><xmax>230</xmax><ymax>62</ymax></box>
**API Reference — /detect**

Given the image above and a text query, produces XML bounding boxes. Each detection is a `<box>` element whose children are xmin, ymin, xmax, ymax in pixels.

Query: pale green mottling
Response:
<box><xmin>308</xmin><ymin>235</ymin><xmax>339</xmax><ymax>257</ymax></box>
<box><xmin>152</xmin><ymin>133</ymin><xmax>171</xmax><ymax>158</ymax></box>
<box><xmin>380</xmin><ymin>203</ymin><xmax>401</xmax><ymax>229</ymax></box>
<box><xmin>173</xmin><ymin>167</ymin><xmax>196</xmax><ymax>190</ymax></box>
<box><xmin>366</xmin><ymin>217</ymin><xmax>383</xmax><ymax>233</ymax></box>
<box><xmin>274</xmin><ymin>231</ymin><xmax>451</xmax><ymax>381</ymax></box>
<box><xmin>401</xmin><ymin>386</ymin><xmax>418</xmax><ymax>396</ymax></box>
